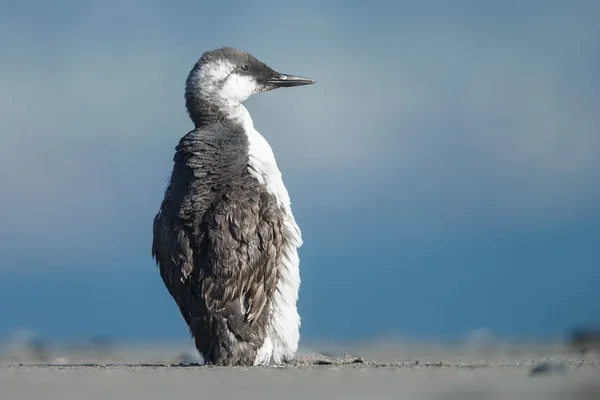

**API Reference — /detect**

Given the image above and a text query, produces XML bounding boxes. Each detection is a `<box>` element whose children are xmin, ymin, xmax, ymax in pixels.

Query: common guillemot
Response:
<box><xmin>151</xmin><ymin>47</ymin><xmax>315</xmax><ymax>366</ymax></box>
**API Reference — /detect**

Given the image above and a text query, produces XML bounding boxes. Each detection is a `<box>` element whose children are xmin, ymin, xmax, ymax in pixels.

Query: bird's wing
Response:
<box><xmin>198</xmin><ymin>185</ymin><xmax>284</xmax><ymax>325</ymax></box>
<box><xmin>152</xmin><ymin>181</ymin><xmax>284</xmax><ymax>341</ymax></box>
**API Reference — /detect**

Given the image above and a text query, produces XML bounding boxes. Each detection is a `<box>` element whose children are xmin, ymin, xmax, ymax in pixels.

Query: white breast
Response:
<box><xmin>240</xmin><ymin>106</ymin><xmax>303</xmax><ymax>366</ymax></box>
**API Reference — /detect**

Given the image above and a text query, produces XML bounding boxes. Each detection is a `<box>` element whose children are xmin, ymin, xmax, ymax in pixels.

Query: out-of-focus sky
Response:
<box><xmin>1</xmin><ymin>0</ymin><xmax>599</xmax><ymax>343</ymax></box>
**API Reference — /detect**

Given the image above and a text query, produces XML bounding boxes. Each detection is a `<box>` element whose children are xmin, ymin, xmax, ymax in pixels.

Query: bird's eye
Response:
<box><xmin>240</xmin><ymin>64</ymin><xmax>249</xmax><ymax>71</ymax></box>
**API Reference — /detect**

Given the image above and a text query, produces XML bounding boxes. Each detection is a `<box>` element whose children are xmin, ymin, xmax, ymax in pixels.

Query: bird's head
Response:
<box><xmin>185</xmin><ymin>47</ymin><xmax>315</xmax><ymax>108</ymax></box>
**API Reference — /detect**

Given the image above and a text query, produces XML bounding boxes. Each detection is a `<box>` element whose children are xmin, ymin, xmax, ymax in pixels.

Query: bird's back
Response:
<box><xmin>152</xmin><ymin>123</ymin><xmax>287</xmax><ymax>365</ymax></box>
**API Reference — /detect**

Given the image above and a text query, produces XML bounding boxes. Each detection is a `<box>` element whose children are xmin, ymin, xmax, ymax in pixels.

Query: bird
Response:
<box><xmin>151</xmin><ymin>47</ymin><xmax>315</xmax><ymax>366</ymax></box>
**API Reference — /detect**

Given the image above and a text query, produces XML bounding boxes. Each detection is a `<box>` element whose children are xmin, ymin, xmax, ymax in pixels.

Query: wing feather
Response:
<box><xmin>201</xmin><ymin>188</ymin><xmax>283</xmax><ymax>323</ymax></box>
<box><xmin>152</xmin><ymin>181</ymin><xmax>283</xmax><ymax>344</ymax></box>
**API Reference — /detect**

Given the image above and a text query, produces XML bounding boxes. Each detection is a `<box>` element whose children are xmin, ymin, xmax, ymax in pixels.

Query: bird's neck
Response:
<box><xmin>186</xmin><ymin>94</ymin><xmax>251</xmax><ymax>129</ymax></box>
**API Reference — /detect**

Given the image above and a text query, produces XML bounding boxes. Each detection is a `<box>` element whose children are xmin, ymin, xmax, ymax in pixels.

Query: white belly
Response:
<box><xmin>242</xmin><ymin>108</ymin><xmax>302</xmax><ymax>366</ymax></box>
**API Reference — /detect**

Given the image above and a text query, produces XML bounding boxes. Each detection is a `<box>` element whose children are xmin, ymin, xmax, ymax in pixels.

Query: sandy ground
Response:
<box><xmin>2</xmin><ymin>341</ymin><xmax>599</xmax><ymax>400</ymax></box>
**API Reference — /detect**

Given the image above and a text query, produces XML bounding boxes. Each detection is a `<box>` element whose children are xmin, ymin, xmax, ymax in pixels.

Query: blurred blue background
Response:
<box><xmin>1</xmin><ymin>0</ymin><xmax>599</xmax><ymax>345</ymax></box>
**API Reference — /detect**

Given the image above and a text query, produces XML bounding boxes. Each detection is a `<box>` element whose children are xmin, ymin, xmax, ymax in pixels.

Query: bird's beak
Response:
<box><xmin>266</xmin><ymin>73</ymin><xmax>316</xmax><ymax>88</ymax></box>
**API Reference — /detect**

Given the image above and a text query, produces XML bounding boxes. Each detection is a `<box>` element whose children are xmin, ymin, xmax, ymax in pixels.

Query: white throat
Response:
<box><xmin>241</xmin><ymin>106</ymin><xmax>292</xmax><ymax>209</ymax></box>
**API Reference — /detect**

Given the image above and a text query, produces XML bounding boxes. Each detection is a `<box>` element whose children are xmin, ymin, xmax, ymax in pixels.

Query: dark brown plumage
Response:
<box><xmin>152</xmin><ymin>126</ymin><xmax>284</xmax><ymax>366</ymax></box>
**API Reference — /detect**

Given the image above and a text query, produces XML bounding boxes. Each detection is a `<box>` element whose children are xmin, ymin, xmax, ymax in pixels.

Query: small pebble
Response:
<box><xmin>529</xmin><ymin>359</ymin><xmax>568</xmax><ymax>376</ymax></box>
